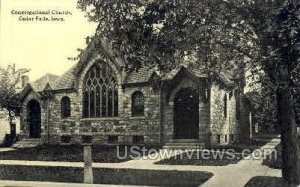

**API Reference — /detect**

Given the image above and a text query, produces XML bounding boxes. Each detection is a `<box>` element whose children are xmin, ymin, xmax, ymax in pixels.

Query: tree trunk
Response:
<box><xmin>277</xmin><ymin>87</ymin><xmax>300</xmax><ymax>185</ymax></box>
<box><xmin>8</xmin><ymin>110</ymin><xmax>14</xmax><ymax>132</ymax></box>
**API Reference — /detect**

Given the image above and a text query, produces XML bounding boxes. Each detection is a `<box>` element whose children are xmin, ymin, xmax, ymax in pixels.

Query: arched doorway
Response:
<box><xmin>27</xmin><ymin>100</ymin><xmax>41</xmax><ymax>138</ymax></box>
<box><xmin>174</xmin><ymin>88</ymin><xmax>199</xmax><ymax>139</ymax></box>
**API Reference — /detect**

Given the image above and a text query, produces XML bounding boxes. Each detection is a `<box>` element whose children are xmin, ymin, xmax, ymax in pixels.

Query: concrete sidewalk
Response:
<box><xmin>201</xmin><ymin>138</ymin><xmax>281</xmax><ymax>187</ymax></box>
<box><xmin>0</xmin><ymin>148</ymin><xmax>15</xmax><ymax>152</ymax></box>
<box><xmin>0</xmin><ymin>138</ymin><xmax>282</xmax><ymax>187</ymax></box>
<box><xmin>0</xmin><ymin>180</ymin><xmax>146</xmax><ymax>187</ymax></box>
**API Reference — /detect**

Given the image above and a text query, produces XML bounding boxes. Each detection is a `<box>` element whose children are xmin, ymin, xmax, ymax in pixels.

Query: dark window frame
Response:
<box><xmin>61</xmin><ymin>96</ymin><xmax>71</xmax><ymax>118</ymax></box>
<box><xmin>224</xmin><ymin>94</ymin><xmax>228</xmax><ymax>118</ymax></box>
<box><xmin>230</xmin><ymin>134</ymin><xmax>234</xmax><ymax>142</ymax></box>
<box><xmin>133</xmin><ymin>136</ymin><xmax>144</xmax><ymax>144</ymax></box>
<box><xmin>108</xmin><ymin>135</ymin><xmax>118</xmax><ymax>143</ymax></box>
<box><xmin>82</xmin><ymin>135</ymin><xmax>93</xmax><ymax>144</ymax></box>
<box><xmin>61</xmin><ymin>135</ymin><xmax>71</xmax><ymax>144</ymax></box>
<box><xmin>131</xmin><ymin>91</ymin><xmax>145</xmax><ymax>117</ymax></box>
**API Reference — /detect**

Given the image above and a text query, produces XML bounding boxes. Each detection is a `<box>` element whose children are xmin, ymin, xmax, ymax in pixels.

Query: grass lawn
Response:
<box><xmin>245</xmin><ymin>176</ymin><xmax>290</xmax><ymax>187</ymax></box>
<box><xmin>0</xmin><ymin>145</ymin><xmax>160</xmax><ymax>163</ymax></box>
<box><xmin>207</xmin><ymin>138</ymin><xmax>267</xmax><ymax>153</ymax></box>
<box><xmin>155</xmin><ymin>139</ymin><xmax>267</xmax><ymax>166</ymax></box>
<box><xmin>262</xmin><ymin>144</ymin><xmax>282</xmax><ymax>169</ymax></box>
<box><xmin>263</xmin><ymin>142</ymin><xmax>300</xmax><ymax>169</ymax></box>
<box><xmin>0</xmin><ymin>165</ymin><xmax>213</xmax><ymax>186</ymax></box>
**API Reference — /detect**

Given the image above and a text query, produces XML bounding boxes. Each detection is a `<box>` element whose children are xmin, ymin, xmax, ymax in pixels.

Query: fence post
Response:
<box><xmin>84</xmin><ymin>145</ymin><xmax>93</xmax><ymax>184</ymax></box>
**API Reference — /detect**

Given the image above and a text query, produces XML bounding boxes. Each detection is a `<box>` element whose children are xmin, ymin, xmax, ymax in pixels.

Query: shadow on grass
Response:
<box><xmin>0</xmin><ymin>165</ymin><xmax>213</xmax><ymax>186</ymax></box>
<box><xmin>262</xmin><ymin>144</ymin><xmax>282</xmax><ymax>169</ymax></box>
<box><xmin>155</xmin><ymin>139</ymin><xmax>267</xmax><ymax>166</ymax></box>
<box><xmin>245</xmin><ymin>176</ymin><xmax>291</xmax><ymax>187</ymax></box>
<box><xmin>154</xmin><ymin>150</ymin><xmax>244</xmax><ymax>166</ymax></box>
<box><xmin>0</xmin><ymin>145</ymin><xmax>160</xmax><ymax>163</ymax></box>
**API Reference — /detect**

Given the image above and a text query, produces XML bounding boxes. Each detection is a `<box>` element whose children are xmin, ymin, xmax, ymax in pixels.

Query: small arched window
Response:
<box><xmin>61</xmin><ymin>96</ymin><xmax>71</xmax><ymax>118</ymax></box>
<box><xmin>224</xmin><ymin>94</ymin><xmax>227</xmax><ymax>118</ymax></box>
<box><xmin>132</xmin><ymin>91</ymin><xmax>144</xmax><ymax>116</ymax></box>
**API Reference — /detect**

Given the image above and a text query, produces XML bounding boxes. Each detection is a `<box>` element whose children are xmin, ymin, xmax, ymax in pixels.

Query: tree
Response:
<box><xmin>246</xmin><ymin>80</ymin><xmax>279</xmax><ymax>133</ymax></box>
<box><xmin>263</xmin><ymin>1</ymin><xmax>300</xmax><ymax>183</ymax></box>
<box><xmin>77</xmin><ymin>0</ymin><xmax>300</xmax><ymax>184</ymax></box>
<box><xmin>225</xmin><ymin>0</ymin><xmax>300</xmax><ymax>183</ymax></box>
<box><xmin>0</xmin><ymin>64</ymin><xmax>29</xmax><ymax>123</ymax></box>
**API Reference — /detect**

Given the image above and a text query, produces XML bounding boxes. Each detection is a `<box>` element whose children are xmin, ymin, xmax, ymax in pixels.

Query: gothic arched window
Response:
<box><xmin>61</xmin><ymin>96</ymin><xmax>71</xmax><ymax>118</ymax></box>
<box><xmin>83</xmin><ymin>61</ymin><xmax>118</xmax><ymax>118</ymax></box>
<box><xmin>132</xmin><ymin>91</ymin><xmax>144</xmax><ymax>116</ymax></box>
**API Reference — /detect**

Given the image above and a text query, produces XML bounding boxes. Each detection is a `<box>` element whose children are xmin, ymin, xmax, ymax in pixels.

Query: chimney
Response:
<box><xmin>21</xmin><ymin>75</ymin><xmax>29</xmax><ymax>88</ymax></box>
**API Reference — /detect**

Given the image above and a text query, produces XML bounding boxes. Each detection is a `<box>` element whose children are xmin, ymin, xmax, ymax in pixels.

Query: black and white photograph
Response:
<box><xmin>0</xmin><ymin>0</ymin><xmax>300</xmax><ymax>186</ymax></box>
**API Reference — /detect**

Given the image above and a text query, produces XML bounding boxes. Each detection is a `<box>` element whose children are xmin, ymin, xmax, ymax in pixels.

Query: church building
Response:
<box><xmin>18</xmin><ymin>40</ymin><xmax>246</xmax><ymax>147</ymax></box>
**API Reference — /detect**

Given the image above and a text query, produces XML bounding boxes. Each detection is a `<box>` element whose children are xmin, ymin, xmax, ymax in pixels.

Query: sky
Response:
<box><xmin>0</xmin><ymin>0</ymin><xmax>97</xmax><ymax>81</ymax></box>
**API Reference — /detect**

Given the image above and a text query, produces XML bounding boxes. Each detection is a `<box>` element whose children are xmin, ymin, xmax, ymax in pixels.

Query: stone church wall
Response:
<box><xmin>210</xmin><ymin>83</ymin><xmax>239</xmax><ymax>145</ymax></box>
<box><xmin>45</xmin><ymin>85</ymin><xmax>160</xmax><ymax>145</ymax></box>
<box><xmin>19</xmin><ymin>57</ymin><xmax>241</xmax><ymax>147</ymax></box>
<box><xmin>47</xmin><ymin>92</ymin><xmax>80</xmax><ymax>144</ymax></box>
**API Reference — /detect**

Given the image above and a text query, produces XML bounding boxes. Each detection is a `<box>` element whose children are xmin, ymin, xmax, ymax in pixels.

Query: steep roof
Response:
<box><xmin>30</xmin><ymin>73</ymin><xmax>59</xmax><ymax>92</ymax></box>
<box><xmin>30</xmin><ymin>63</ymin><xmax>235</xmax><ymax>91</ymax></box>
<box><xmin>53</xmin><ymin>63</ymin><xmax>77</xmax><ymax>90</ymax></box>
<box><xmin>73</xmin><ymin>38</ymin><xmax>123</xmax><ymax>76</ymax></box>
<box><xmin>219</xmin><ymin>72</ymin><xmax>235</xmax><ymax>86</ymax></box>
<box><xmin>124</xmin><ymin>66</ymin><xmax>157</xmax><ymax>84</ymax></box>
<box><xmin>161</xmin><ymin>65</ymin><xmax>208</xmax><ymax>81</ymax></box>
<box><xmin>160</xmin><ymin>65</ymin><xmax>235</xmax><ymax>87</ymax></box>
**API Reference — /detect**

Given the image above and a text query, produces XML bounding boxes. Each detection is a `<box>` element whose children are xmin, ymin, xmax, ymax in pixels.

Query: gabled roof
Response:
<box><xmin>162</xmin><ymin>65</ymin><xmax>208</xmax><ymax>81</ymax></box>
<box><xmin>160</xmin><ymin>65</ymin><xmax>235</xmax><ymax>87</ymax></box>
<box><xmin>219</xmin><ymin>72</ymin><xmax>235</xmax><ymax>86</ymax></box>
<box><xmin>30</xmin><ymin>73</ymin><xmax>59</xmax><ymax>92</ymax></box>
<box><xmin>53</xmin><ymin>63</ymin><xmax>77</xmax><ymax>90</ymax></box>
<box><xmin>18</xmin><ymin>73</ymin><xmax>59</xmax><ymax>101</ymax></box>
<box><xmin>73</xmin><ymin>38</ymin><xmax>123</xmax><ymax>76</ymax></box>
<box><xmin>124</xmin><ymin>66</ymin><xmax>157</xmax><ymax>84</ymax></box>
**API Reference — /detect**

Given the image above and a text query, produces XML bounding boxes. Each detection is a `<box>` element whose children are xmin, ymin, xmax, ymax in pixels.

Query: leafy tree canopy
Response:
<box><xmin>77</xmin><ymin>0</ymin><xmax>300</xmax><ymax>184</ymax></box>
<box><xmin>0</xmin><ymin>64</ymin><xmax>29</xmax><ymax>118</ymax></box>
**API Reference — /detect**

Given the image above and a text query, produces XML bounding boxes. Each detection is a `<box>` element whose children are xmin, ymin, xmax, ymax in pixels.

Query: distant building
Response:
<box><xmin>0</xmin><ymin>109</ymin><xmax>20</xmax><ymax>145</ymax></box>
<box><xmin>18</xmin><ymin>40</ymin><xmax>248</xmax><ymax>146</ymax></box>
<box><xmin>0</xmin><ymin>66</ymin><xmax>28</xmax><ymax>145</ymax></box>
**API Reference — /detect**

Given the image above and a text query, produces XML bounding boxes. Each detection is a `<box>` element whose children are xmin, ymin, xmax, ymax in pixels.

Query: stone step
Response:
<box><xmin>21</xmin><ymin>139</ymin><xmax>41</xmax><ymax>142</ymax></box>
<box><xmin>170</xmin><ymin>139</ymin><xmax>204</xmax><ymax>143</ymax></box>
<box><xmin>163</xmin><ymin>142</ymin><xmax>205</xmax><ymax>150</ymax></box>
<box><xmin>12</xmin><ymin>138</ymin><xmax>42</xmax><ymax>148</ymax></box>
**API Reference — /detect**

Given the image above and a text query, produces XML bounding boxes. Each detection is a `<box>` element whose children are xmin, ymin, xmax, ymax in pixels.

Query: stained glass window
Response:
<box><xmin>83</xmin><ymin>62</ymin><xmax>118</xmax><ymax>118</ymax></box>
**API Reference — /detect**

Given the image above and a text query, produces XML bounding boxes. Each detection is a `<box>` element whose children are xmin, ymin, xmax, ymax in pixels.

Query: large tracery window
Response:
<box><xmin>83</xmin><ymin>61</ymin><xmax>118</xmax><ymax>118</ymax></box>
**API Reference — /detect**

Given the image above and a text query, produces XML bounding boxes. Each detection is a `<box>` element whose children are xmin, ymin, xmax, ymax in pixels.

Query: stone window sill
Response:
<box><xmin>60</xmin><ymin>143</ymin><xmax>73</xmax><ymax>146</ymax></box>
<box><xmin>80</xmin><ymin>117</ymin><xmax>119</xmax><ymax>121</ymax></box>
<box><xmin>61</xmin><ymin>118</ymin><xmax>75</xmax><ymax>122</ymax></box>
<box><xmin>130</xmin><ymin>116</ymin><xmax>146</xmax><ymax>120</ymax></box>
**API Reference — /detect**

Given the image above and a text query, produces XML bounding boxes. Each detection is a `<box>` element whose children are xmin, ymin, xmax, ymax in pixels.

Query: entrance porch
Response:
<box><xmin>161</xmin><ymin>70</ymin><xmax>211</xmax><ymax>146</ymax></box>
